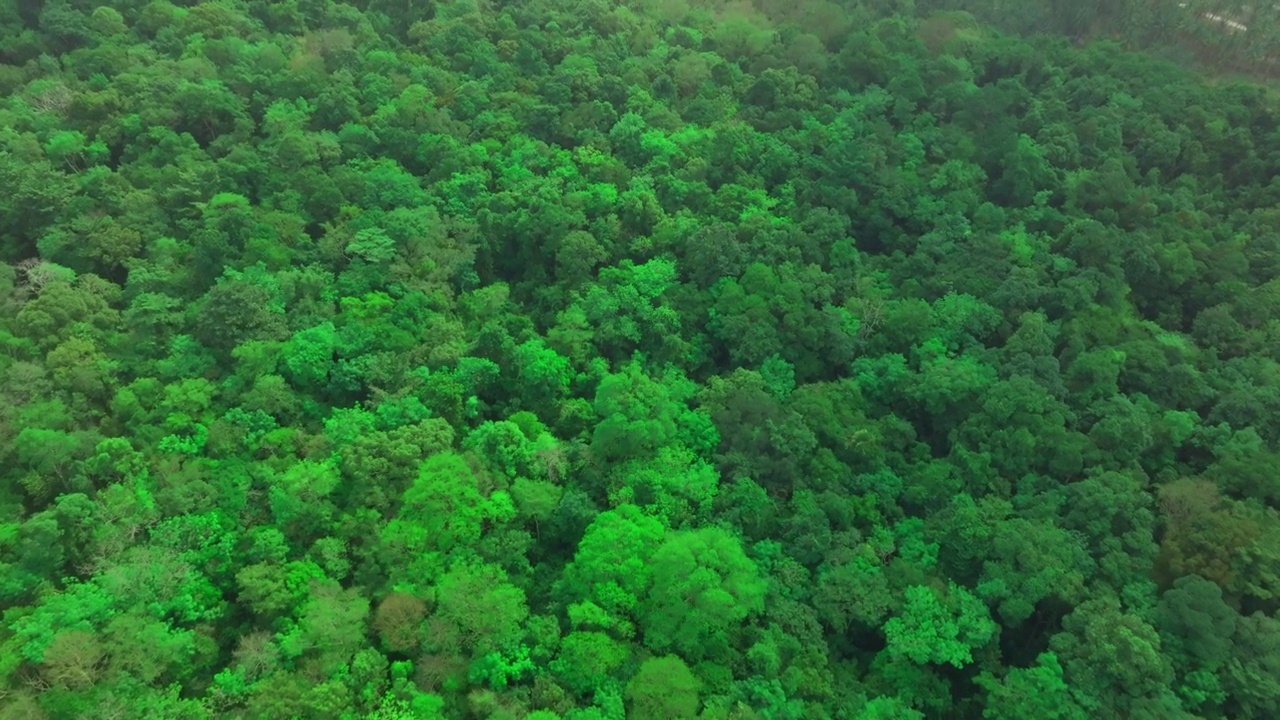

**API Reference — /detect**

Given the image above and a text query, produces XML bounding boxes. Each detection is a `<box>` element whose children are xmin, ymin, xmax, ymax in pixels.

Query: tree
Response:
<box><xmin>512</xmin><ymin>337</ymin><xmax>574</xmax><ymax>411</ymax></box>
<box><xmin>551</xmin><ymin>630</ymin><xmax>630</xmax><ymax>697</ymax></box>
<box><xmin>995</xmin><ymin>134</ymin><xmax>1058</xmax><ymax>206</ymax></box>
<box><xmin>608</xmin><ymin>445</ymin><xmax>719</xmax><ymax>526</ymax></box>
<box><xmin>698</xmin><ymin>368</ymin><xmax>816</xmax><ymax>491</ymax></box>
<box><xmin>626</xmin><ymin>655</ymin><xmax>702</xmax><ymax>720</ymax></box>
<box><xmin>267</xmin><ymin>458</ymin><xmax>340</xmax><ymax>546</ymax></box>
<box><xmin>813</xmin><ymin>546</ymin><xmax>895</xmax><ymax>633</ymax></box>
<box><xmin>856</xmin><ymin>696</ymin><xmax>925</xmax><ymax>720</ymax></box>
<box><xmin>883</xmin><ymin>584</ymin><xmax>997</xmax><ymax>669</ymax></box>
<box><xmin>590</xmin><ymin>361</ymin><xmax>682</xmax><ymax>462</ymax></box>
<box><xmin>977</xmin><ymin>653</ymin><xmax>1087</xmax><ymax>720</ymax></box>
<box><xmin>572</xmin><ymin>257</ymin><xmax>683</xmax><ymax>363</ymax></box>
<box><xmin>428</xmin><ymin>561</ymin><xmax>529</xmax><ymax>659</ymax></box>
<box><xmin>236</xmin><ymin>560</ymin><xmax>324</xmax><ymax>620</ymax></box>
<box><xmin>193</xmin><ymin>274</ymin><xmax>288</xmax><ymax>353</ymax></box>
<box><xmin>640</xmin><ymin>526</ymin><xmax>767</xmax><ymax>661</ymax></box>
<box><xmin>380</xmin><ymin>452</ymin><xmax>506</xmax><ymax>586</ymax></box>
<box><xmin>1222</xmin><ymin>612</ymin><xmax>1280</xmax><ymax>719</ymax></box>
<box><xmin>373</xmin><ymin>592</ymin><xmax>427</xmax><ymax>654</ymax></box>
<box><xmin>1156</xmin><ymin>575</ymin><xmax>1237</xmax><ymax>673</ymax></box>
<box><xmin>976</xmin><ymin>517</ymin><xmax>1093</xmax><ymax>624</ymax></box>
<box><xmin>511</xmin><ymin>477</ymin><xmax>563</xmax><ymax>536</ymax></box>
<box><xmin>1061</xmin><ymin>469</ymin><xmax>1158</xmax><ymax>592</ymax></box>
<box><xmin>557</xmin><ymin>505</ymin><xmax>666</xmax><ymax>632</ymax></box>
<box><xmin>281</xmin><ymin>322</ymin><xmax>339</xmax><ymax>393</ymax></box>
<box><xmin>1050</xmin><ymin>596</ymin><xmax>1178</xmax><ymax>716</ymax></box>
<box><xmin>38</xmin><ymin>629</ymin><xmax>105</xmax><ymax>690</ymax></box>
<box><xmin>1156</xmin><ymin>478</ymin><xmax>1280</xmax><ymax>603</ymax></box>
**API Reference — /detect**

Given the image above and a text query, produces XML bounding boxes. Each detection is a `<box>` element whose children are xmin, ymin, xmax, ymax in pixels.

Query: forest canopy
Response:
<box><xmin>3</xmin><ymin>0</ymin><xmax>1280</xmax><ymax>719</ymax></box>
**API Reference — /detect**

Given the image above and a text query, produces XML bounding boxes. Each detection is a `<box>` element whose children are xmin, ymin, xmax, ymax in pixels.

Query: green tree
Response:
<box><xmin>1222</xmin><ymin>612</ymin><xmax>1280</xmax><ymax>719</ymax></box>
<box><xmin>856</xmin><ymin>696</ymin><xmax>925</xmax><ymax>720</ymax></box>
<box><xmin>977</xmin><ymin>652</ymin><xmax>1087</xmax><ymax>720</ymax></box>
<box><xmin>380</xmin><ymin>452</ymin><xmax>506</xmax><ymax>586</ymax></box>
<box><xmin>278</xmin><ymin>580</ymin><xmax>371</xmax><ymax>675</ymax></box>
<box><xmin>626</xmin><ymin>655</ymin><xmax>702</xmax><ymax>720</ymax></box>
<box><xmin>1156</xmin><ymin>575</ymin><xmax>1237</xmax><ymax>672</ymax></box>
<box><xmin>976</xmin><ymin>517</ymin><xmax>1093</xmax><ymax>624</ymax></box>
<box><xmin>551</xmin><ymin>630</ymin><xmax>630</xmax><ymax>697</ymax></box>
<box><xmin>557</xmin><ymin>505</ymin><xmax>666</xmax><ymax>633</ymax></box>
<box><xmin>427</xmin><ymin>561</ymin><xmax>529</xmax><ymax>659</ymax></box>
<box><xmin>1051</xmin><ymin>596</ymin><xmax>1178</xmax><ymax>716</ymax></box>
<box><xmin>590</xmin><ymin>361</ymin><xmax>682</xmax><ymax>463</ymax></box>
<box><xmin>640</xmin><ymin>526</ymin><xmax>766</xmax><ymax>661</ymax></box>
<box><xmin>883</xmin><ymin>584</ymin><xmax>997</xmax><ymax>669</ymax></box>
<box><xmin>281</xmin><ymin>322</ymin><xmax>339</xmax><ymax>393</ymax></box>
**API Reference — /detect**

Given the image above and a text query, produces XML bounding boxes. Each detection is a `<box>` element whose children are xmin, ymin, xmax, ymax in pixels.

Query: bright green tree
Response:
<box><xmin>640</xmin><ymin>526</ymin><xmax>767</xmax><ymax>661</ymax></box>
<box><xmin>626</xmin><ymin>655</ymin><xmax>702</xmax><ymax>720</ymax></box>
<box><xmin>883</xmin><ymin>584</ymin><xmax>997</xmax><ymax>669</ymax></box>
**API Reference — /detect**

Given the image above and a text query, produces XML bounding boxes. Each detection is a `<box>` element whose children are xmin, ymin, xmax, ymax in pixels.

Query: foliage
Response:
<box><xmin>1</xmin><ymin>0</ymin><xmax>1278</xmax><ymax>717</ymax></box>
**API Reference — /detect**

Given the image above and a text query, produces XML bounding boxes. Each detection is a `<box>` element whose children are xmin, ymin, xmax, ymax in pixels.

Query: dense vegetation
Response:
<box><xmin>4</xmin><ymin>1</ymin><xmax>1280</xmax><ymax>718</ymax></box>
<box><xmin>934</xmin><ymin>0</ymin><xmax>1280</xmax><ymax>73</ymax></box>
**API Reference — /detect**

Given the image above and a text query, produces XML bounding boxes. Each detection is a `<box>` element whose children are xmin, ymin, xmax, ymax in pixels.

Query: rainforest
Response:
<box><xmin>3</xmin><ymin>1</ymin><xmax>1280</xmax><ymax>719</ymax></box>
